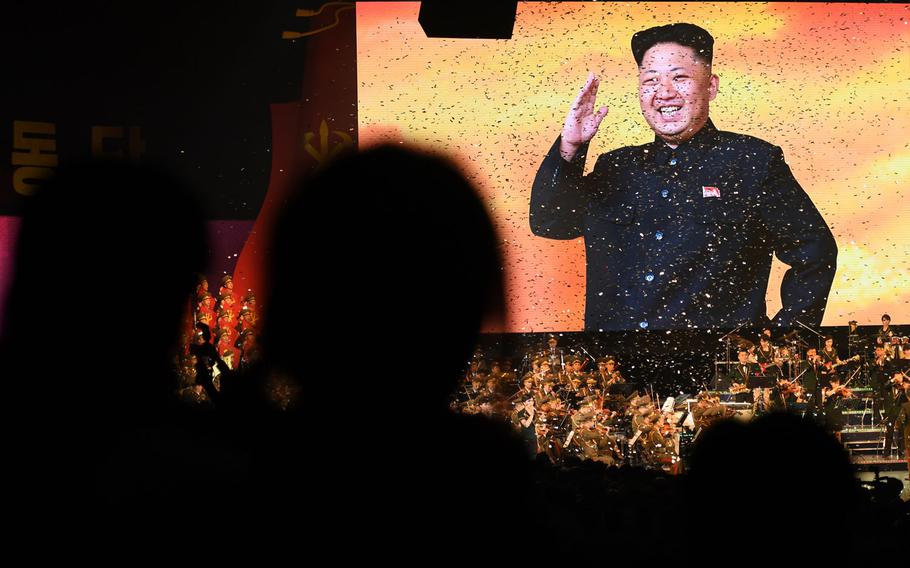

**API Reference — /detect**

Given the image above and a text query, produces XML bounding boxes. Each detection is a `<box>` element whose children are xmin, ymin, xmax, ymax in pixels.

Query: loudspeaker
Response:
<box><xmin>418</xmin><ymin>1</ymin><xmax>517</xmax><ymax>39</ymax></box>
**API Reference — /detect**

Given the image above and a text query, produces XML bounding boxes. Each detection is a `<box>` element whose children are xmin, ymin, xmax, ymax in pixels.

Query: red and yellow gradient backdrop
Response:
<box><xmin>356</xmin><ymin>2</ymin><xmax>910</xmax><ymax>332</ymax></box>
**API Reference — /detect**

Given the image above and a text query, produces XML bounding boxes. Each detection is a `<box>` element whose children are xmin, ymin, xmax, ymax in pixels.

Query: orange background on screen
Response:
<box><xmin>357</xmin><ymin>2</ymin><xmax>910</xmax><ymax>332</ymax></box>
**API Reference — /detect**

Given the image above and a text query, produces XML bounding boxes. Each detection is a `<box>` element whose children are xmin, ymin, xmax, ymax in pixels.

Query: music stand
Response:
<box><xmin>747</xmin><ymin>375</ymin><xmax>777</xmax><ymax>390</ymax></box>
<box><xmin>607</xmin><ymin>383</ymin><xmax>638</xmax><ymax>397</ymax></box>
<box><xmin>747</xmin><ymin>375</ymin><xmax>777</xmax><ymax>414</ymax></box>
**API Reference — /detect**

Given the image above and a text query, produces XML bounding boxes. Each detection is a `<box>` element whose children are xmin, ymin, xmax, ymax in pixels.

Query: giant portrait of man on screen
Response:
<box><xmin>530</xmin><ymin>23</ymin><xmax>837</xmax><ymax>332</ymax></box>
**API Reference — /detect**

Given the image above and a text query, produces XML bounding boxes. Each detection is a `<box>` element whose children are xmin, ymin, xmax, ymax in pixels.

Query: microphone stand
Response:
<box><xmin>719</xmin><ymin>321</ymin><xmax>748</xmax><ymax>342</ymax></box>
<box><xmin>794</xmin><ymin>319</ymin><xmax>824</xmax><ymax>353</ymax></box>
<box><xmin>718</xmin><ymin>322</ymin><xmax>748</xmax><ymax>379</ymax></box>
<box><xmin>577</xmin><ymin>345</ymin><xmax>597</xmax><ymax>365</ymax></box>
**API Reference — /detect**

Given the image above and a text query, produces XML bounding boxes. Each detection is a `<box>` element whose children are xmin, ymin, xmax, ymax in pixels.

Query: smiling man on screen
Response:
<box><xmin>530</xmin><ymin>23</ymin><xmax>837</xmax><ymax>332</ymax></box>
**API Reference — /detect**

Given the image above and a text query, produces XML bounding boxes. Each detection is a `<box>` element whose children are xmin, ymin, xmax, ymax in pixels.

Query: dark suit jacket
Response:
<box><xmin>530</xmin><ymin>120</ymin><xmax>837</xmax><ymax>331</ymax></box>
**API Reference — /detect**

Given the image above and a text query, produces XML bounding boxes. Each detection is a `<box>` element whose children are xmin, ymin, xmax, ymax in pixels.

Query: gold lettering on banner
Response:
<box><xmin>282</xmin><ymin>2</ymin><xmax>355</xmax><ymax>40</ymax></box>
<box><xmin>127</xmin><ymin>127</ymin><xmax>146</xmax><ymax>160</ymax></box>
<box><xmin>12</xmin><ymin>120</ymin><xmax>58</xmax><ymax>196</ymax></box>
<box><xmin>302</xmin><ymin>119</ymin><xmax>353</xmax><ymax>165</ymax></box>
<box><xmin>91</xmin><ymin>126</ymin><xmax>146</xmax><ymax>160</ymax></box>
<box><xmin>92</xmin><ymin>126</ymin><xmax>123</xmax><ymax>158</ymax></box>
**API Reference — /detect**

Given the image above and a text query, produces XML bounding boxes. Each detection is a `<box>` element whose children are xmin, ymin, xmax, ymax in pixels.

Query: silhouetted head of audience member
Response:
<box><xmin>684</xmin><ymin>412</ymin><xmax>859</xmax><ymax>563</ymax></box>
<box><xmin>3</xmin><ymin>161</ymin><xmax>207</xmax><ymax>428</ymax></box>
<box><xmin>262</xmin><ymin>145</ymin><xmax>504</xmax><ymax>415</ymax></box>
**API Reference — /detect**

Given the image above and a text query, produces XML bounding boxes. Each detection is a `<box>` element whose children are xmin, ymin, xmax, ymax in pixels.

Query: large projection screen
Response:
<box><xmin>357</xmin><ymin>2</ymin><xmax>910</xmax><ymax>332</ymax></box>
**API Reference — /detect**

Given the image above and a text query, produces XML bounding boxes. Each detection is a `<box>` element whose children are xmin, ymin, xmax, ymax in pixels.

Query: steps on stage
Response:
<box><xmin>840</xmin><ymin>426</ymin><xmax>907</xmax><ymax>472</ymax></box>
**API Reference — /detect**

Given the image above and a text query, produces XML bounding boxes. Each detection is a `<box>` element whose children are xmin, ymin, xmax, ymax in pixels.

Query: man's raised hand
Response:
<box><xmin>560</xmin><ymin>72</ymin><xmax>609</xmax><ymax>161</ymax></box>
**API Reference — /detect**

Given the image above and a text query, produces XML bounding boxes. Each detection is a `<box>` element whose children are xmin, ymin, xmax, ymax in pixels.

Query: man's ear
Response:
<box><xmin>708</xmin><ymin>73</ymin><xmax>719</xmax><ymax>102</ymax></box>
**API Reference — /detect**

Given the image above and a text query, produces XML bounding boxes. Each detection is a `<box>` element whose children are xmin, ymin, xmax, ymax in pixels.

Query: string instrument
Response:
<box><xmin>777</xmin><ymin>378</ymin><xmax>803</xmax><ymax>397</ymax></box>
<box><xmin>730</xmin><ymin>383</ymin><xmax>751</xmax><ymax>395</ymax></box>
<box><xmin>822</xmin><ymin>354</ymin><xmax>860</xmax><ymax>372</ymax></box>
<box><xmin>823</xmin><ymin>383</ymin><xmax>855</xmax><ymax>402</ymax></box>
<box><xmin>539</xmin><ymin>399</ymin><xmax>568</xmax><ymax>417</ymax></box>
<box><xmin>659</xmin><ymin>419</ymin><xmax>679</xmax><ymax>437</ymax></box>
<box><xmin>703</xmin><ymin>394</ymin><xmax>722</xmax><ymax>406</ymax></box>
<box><xmin>890</xmin><ymin>370</ymin><xmax>910</xmax><ymax>387</ymax></box>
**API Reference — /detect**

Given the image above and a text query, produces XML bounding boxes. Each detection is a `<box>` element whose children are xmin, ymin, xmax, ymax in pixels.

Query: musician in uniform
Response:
<box><xmin>723</xmin><ymin>350</ymin><xmax>757</xmax><ymax>400</ymax></box>
<box><xmin>562</xmin><ymin>375</ymin><xmax>584</xmax><ymax>407</ymax></box>
<box><xmin>499</xmin><ymin>358</ymin><xmax>517</xmax><ymax>384</ymax></box>
<box><xmin>875</xmin><ymin>314</ymin><xmax>896</xmax><ymax>347</ymax></box>
<box><xmin>537</xmin><ymin>359</ymin><xmax>555</xmax><ymax>383</ymax></box>
<box><xmin>638</xmin><ymin>411</ymin><xmax>676</xmax><ymax>468</ymax></box>
<box><xmin>769</xmin><ymin>375</ymin><xmax>801</xmax><ymax>413</ymax></box>
<box><xmin>893</xmin><ymin>397</ymin><xmax>910</xmax><ymax>468</ymax></box>
<box><xmin>564</xmin><ymin>356</ymin><xmax>588</xmax><ymax>384</ymax></box>
<box><xmin>534</xmin><ymin>378</ymin><xmax>567</xmax><ymax>463</ymax></box>
<box><xmin>884</xmin><ymin>372</ymin><xmax>910</xmax><ymax>457</ymax></box>
<box><xmin>545</xmin><ymin>335</ymin><xmax>564</xmax><ymax>370</ymax></box>
<box><xmin>629</xmin><ymin>394</ymin><xmax>656</xmax><ymax>430</ymax></box>
<box><xmin>847</xmin><ymin>320</ymin><xmax>859</xmax><ymax>336</ymax></box>
<box><xmin>516</xmin><ymin>376</ymin><xmax>536</xmax><ymax>401</ymax></box>
<box><xmin>458</xmin><ymin>372</ymin><xmax>488</xmax><ymax>412</ymax></box>
<box><xmin>818</xmin><ymin>336</ymin><xmax>843</xmax><ymax>384</ymax></box>
<box><xmin>821</xmin><ymin>376</ymin><xmax>852</xmax><ymax>436</ymax></box>
<box><xmin>776</xmin><ymin>345</ymin><xmax>796</xmax><ymax>379</ymax></box>
<box><xmin>510</xmin><ymin>398</ymin><xmax>538</xmax><ymax>458</ymax></box>
<box><xmin>602</xmin><ymin>357</ymin><xmax>626</xmax><ymax>392</ymax></box>
<box><xmin>591</xmin><ymin>357</ymin><xmax>609</xmax><ymax>389</ymax></box>
<box><xmin>899</xmin><ymin>340</ymin><xmax>910</xmax><ymax>366</ymax></box>
<box><xmin>799</xmin><ymin>347</ymin><xmax>821</xmax><ymax>403</ymax></box>
<box><xmin>534</xmin><ymin>377</ymin><xmax>560</xmax><ymax>408</ymax></box>
<box><xmin>482</xmin><ymin>376</ymin><xmax>503</xmax><ymax>404</ymax></box>
<box><xmin>236</xmin><ymin>305</ymin><xmax>257</xmax><ymax>334</ymax></box>
<box><xmin>691</xmin><ymin>392</ymin><xmax>730</xmax><ymax>430</ymax></box>
<box><xmin>846</xmin><ymin>319</ymin><xmax>870</xmax><ymax>358</ymax></box>
<box><xmin>754</xmin><ymin>336</ymin><xmax>780</xmax><ymax>376</ymax></box>
<box><xmin>488</xmin><ymin>360</ymin><xmax>504</xmax><ymax>381</ymax></box>
<box><xmin>578</xmin><ymin>377</ymin><xmax>601</xmax><ymax>399</ymax></box>
<box><xmin>234</xmin><ymin>328</ymin><xmax>258</xmax><ymax>370</ymax></box>
<box><xmin>869</xmin><ymin>345</ymin><xmax>894</xmax><ymax>417</ymax></box>
<box><xmin>522</xmin><ymin>357</ymin><xmax>541</xmax><ymax>384</ymax></box>
<box><xmin>574</xmin><ymin>413</ymin><xmax>622</xmax><ymax>466</ymax></box>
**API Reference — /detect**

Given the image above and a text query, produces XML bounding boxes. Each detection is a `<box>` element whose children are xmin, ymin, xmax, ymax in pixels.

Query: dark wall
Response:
<box><xmin>0</xmin><ymin>1</ymin><xmax>321</xmax><ymax>220</ymax></box>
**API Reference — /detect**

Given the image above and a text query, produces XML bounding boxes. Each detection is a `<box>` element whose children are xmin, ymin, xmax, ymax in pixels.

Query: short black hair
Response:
<box><xmin>882</xmin><ymin>314</ymin><xmax>891</xmax><ymax>322</ymax></box>
<box><xmin>632</xmin><ymin>22</ymin><xmax>714</xmax><ymax>67</ymax></box>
